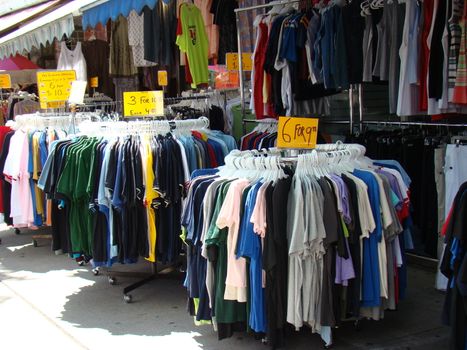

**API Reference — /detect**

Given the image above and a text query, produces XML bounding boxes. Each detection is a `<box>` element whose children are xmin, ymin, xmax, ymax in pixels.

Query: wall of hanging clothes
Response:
<box><xmin>348</xmin><ymin>124</ymin><xmax>467</xmax><ymax>265</ymax></box>
<box><xmin>241</xmin><ymin>0</ymin><xmax>467</xmax><ymax>119</ymax></box>
<box><xmin>181</xmin><ymin>144</ymin><xmax>412</xmax><ymax>348</ymax></box>
<box><xmin>35</xmin><ymin>117</ymin><xmax>237</xmax><ymax>267</ymax></box>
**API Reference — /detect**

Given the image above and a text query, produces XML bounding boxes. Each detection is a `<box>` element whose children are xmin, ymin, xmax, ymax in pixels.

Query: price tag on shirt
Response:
<box><xmin>37</xmin><ymin>70</ymin><xmax>76</xmax><ymax>109</ymax></box>
<box><xmin>90</xmin><ymin>76</ymin><xmax>98</xmax><ymax>88</ymax></box>
<box><xmin>277</xmin><ymin>117</ymin><xmax>319</xmax><ymax>149</ymax></box>
<box><xmin>226</xmin><ymin>52</ymin><xmax>253</xmax><ymax>71</ymax></box>
<box><xmin>0</xmin><ymin>74</ymin><xmax>11</xmax><ymax>89</ymax></box>
<box><xmin>158</xmin><ymin>70</ymin><xmax>168</xmax><ymax>86</ymax></box>
<box><xmin>123</xmin><ymin>91</ymin><xmax>164</xmax><ymax>117</ymax></box>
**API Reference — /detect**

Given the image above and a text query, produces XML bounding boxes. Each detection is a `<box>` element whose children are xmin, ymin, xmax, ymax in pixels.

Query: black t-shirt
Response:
<box><xmin>210</xmin><ymin>0</ymin><xmax>238</xmax><ymax>64</ymax></box>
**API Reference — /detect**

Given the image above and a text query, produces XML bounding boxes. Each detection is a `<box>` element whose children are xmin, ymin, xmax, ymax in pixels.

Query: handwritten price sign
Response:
<box><xmin>277</xmin><ymin>117</ymin><xmax>319</xmax><ymax>149</ymax></box>
<box><xmin>0</xmin><ymin>74</ymin><xmax>11</xmax><ymax>89</ymax></box>
<box><xmin>226</xmin><ymin>53</ymin><xmax>253</xmax><ymax>71</ymax></box>
<box><xmin>37</xmin><ymin>70</ymin><xmax>76</xmax><ymax>109</ymax></box>
<box><xmin>123</xmin><ymin>91</ymin><xmax>164</xmax><ymax>117</ymax></box>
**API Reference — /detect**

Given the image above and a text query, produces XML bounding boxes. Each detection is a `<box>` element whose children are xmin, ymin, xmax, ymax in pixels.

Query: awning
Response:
<box><xmin>0</xmin><ymin>0</ymin><xmax>99</xmax><ymax>59</ymax></box>
<box><xmin>0</xmin><ymin>54</ymin><xmax>39</xmax><ymax>70</ymax></box>
<box><xmin>81</xmin><ymin>0</ymin><xmax>168</xmax><ymax>29</ymax></box>
<box><xmin>0</xmin><ymin>0</ymin><xmax>60</xmax><ymax>33</ymax></box>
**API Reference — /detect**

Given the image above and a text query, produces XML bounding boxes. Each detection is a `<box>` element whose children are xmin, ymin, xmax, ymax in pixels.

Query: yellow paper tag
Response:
<box><xmin>0</xmin><ymin>74</ymin><xmax>11</xmax><ymax>89</ymax></box>
<box><xmin>226</xmin><ymin>53</ymin><xmax>253</xmax><ymax>71</ymax></box>
<box><xmin>123</xmin><ymin>91</ymin><xmax>164</xmax><ymax>117</ymax></box>
<box><xmin>90</xmin><ymin>76</ymin><xmax>98</xmax><ymax>88</ymax></box>
<box><xmin>37</xmin><ymin>70</ymin><xmax>76</xmax><ymax>109</ymax></box>
<box><xmin>277</xmin><ymin>117</ymin><xmax>319</xmax><ymax>149</ymax></box>
<box><xmin>158</xmin><ymin>70</ymin><xmax>168</xmax><ymax>86</ymax></box>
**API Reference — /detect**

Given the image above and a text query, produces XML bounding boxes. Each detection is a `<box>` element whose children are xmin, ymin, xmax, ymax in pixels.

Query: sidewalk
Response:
<box><xmin>0</xmin><ymin>226</ymin><xmax>450</xmax><ymax>350</ymax></box>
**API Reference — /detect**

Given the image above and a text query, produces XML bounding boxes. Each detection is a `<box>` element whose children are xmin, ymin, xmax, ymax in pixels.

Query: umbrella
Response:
<box><xmin>0</xmin><ymin>54</ymin><xmax>39</xmax><ymax>70</ymax></box>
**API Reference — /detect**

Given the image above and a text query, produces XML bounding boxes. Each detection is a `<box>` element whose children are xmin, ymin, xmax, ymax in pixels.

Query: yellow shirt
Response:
<box><xmin>143</xmin><ymin>137</ymin><xmax>159</xmax><ymax>262</ymax></box>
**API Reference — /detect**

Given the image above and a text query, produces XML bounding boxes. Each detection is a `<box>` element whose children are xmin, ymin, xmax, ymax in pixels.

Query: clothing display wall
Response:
<box><xmin>182</xmin><ymin>146</ymin><xmax>411</xmax><ymax>348</ymax></box>
<box><xmin>350</xmin><ymin>128</ymin><xmax>467</xmax><ymax>260</ymax></box>
<box><xmin>247</xmin><ymin>0</ymin><xmax>467</xmax><ymax>119</ymax></box>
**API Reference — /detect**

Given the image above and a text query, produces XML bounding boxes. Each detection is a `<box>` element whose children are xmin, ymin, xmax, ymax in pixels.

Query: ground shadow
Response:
<box><xmin>0</xmin><ymin>228</ymin><xmax>451</xmax><ymax>349</ymax></box>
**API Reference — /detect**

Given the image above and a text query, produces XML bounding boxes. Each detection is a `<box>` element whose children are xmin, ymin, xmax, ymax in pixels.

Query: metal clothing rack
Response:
<box><xmin>86</xmin><ymin>116</ymin><xmax>210</xmax><ymax>303</ymax></box>
<box><xmin>360</xmin><ymin>120</ymin><xmax>467</xmax><ymax>128</ymax></box>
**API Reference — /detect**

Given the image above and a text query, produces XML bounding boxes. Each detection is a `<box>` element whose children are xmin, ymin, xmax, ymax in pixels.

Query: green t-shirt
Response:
<box><xmin>56</xmin><ymin>137</ymin><xmax>99</xmax><ymax>255</ymax></box>
<box><xmin>176</xmin><ymin>3</ymin><xmax>209</xmax><ymax>88</ymax></box>
<box><xmin>206</xmin><ymin>181</ymin><xmax>247</xmax><ymax>324</ymax></box>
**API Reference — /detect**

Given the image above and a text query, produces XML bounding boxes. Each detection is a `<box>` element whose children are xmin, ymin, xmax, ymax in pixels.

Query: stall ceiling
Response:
<box><xmin>0</xmin><ymin>0</ymin><xmax>50</xmax><ymax>17</ymax></box>
<box><xmin>0</xmin><ymin>0</ymin><xmax>60</xmax><ymax>33</ymax></box>
<box><xmin>0</xmin><ymin>0</ymin><xmax>99</xmax><ymax>59</ymax></box>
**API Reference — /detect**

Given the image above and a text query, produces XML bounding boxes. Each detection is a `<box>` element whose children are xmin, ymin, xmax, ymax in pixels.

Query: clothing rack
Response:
<box><xmin>87</xmin><ymin>116</ymin><xmax>210</xmax><ymax>303</ymax></box>
<box><xmin>360</xmin><ymin>120</ymin><xmax>467</xmax><ymax>128</ymax></box>
<box><xmin>12</xmin><ymin>112</ymin><xmax>99</xmax><ymax>132</ymax></box>
<box><xmin>78</xmin><ymin>117</ymin><xmax>210</xmax><ymax>137</ymax></box>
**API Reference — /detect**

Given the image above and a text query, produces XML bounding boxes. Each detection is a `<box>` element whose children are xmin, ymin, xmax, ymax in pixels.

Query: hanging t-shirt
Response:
<box><xmin>57</xmin><ymin>41</ymin><xmax>87</xmax><ymax>81</ymax></box>
<box><xmin>128</xmin><ymin>10</ymin><xmax>157</xmax><ymax>67</ymax></box>
<box><xmin>176</xmin><ymin>3</ymin><xmax>209</xmax><ymax>88</ymax></box>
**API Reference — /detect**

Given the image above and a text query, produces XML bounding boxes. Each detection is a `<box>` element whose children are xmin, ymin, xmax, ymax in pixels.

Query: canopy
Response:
<box><xmin>0</xmin><ymin>54</ymin><xmax>39</xmax><ymax>70</ymax></box>
<box><xmin>81</xmin><ymin>0</ymin><xmax>167</xmax><ymax>29</ymax></box>
<box><xmin>0</xmin><ymin>0</ymin><xmax>60</xmax><ymax>33</ymax></box>
<box><xmin>0</xmin><ymin>0</ymin><xmax>99</xmax><ymax>59</ymax></box>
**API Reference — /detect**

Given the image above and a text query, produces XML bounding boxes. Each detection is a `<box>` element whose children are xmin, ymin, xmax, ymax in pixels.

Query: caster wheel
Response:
<box><xmin>33</xmin><ymin>240</ymin><xmax>38</xmax><ymax>247</ymax></box>
<box><xmin>108</xmin><ymin>277</ymin><xmax>116</xmax><ymax>285</ymax></box>
<box><xmin>354</xmin><ymin>320</ymin><xmax>361</xmax><ymax>331</ymax></box>
<box><xmin>92</xmin><ymin>268</ymin><xmax>99</xmax><ymax>276</ymax></box>
<box><xmin>123</xmin><ymin>294</ymin><xmax>132</xmax><ymax>303</ymax></box>
<box><xmin>14</xmin><ymin>228</ymin><xmax>20</xmax><ymax>235</ymax></box>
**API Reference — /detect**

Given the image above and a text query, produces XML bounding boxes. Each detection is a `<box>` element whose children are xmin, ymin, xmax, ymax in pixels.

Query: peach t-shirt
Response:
<box><xmin>216</xmin><ymin>178</ymin><xmax>250</xmax><ymax>302</ymax></box>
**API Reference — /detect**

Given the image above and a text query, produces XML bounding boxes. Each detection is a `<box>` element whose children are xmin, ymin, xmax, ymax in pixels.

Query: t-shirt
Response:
<box><xmin>216</xmin><ymin>178</ymin><xmax>250</xmax><ymax>302</ymax></box>
<box><xmin>237</xmin><ymin>182</ymin><xmax>266</xmax><ymax>333</ymax></box>
<box><xmin>176</xmin><ymin>3</ymin><xmax>209</xmax><ymax>87</ymax></box>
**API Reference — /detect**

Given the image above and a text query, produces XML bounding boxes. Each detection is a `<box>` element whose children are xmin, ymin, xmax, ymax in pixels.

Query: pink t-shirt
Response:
<box><xmin>3</xmin><ymin>130</ymin><xmax>33</xmax><ymax>227</ymax></box>
<box><xmin>216</xmin><ymin>178</ymin><xmax>250</xmax><ymax>302</ymax></box>
<box><xmin>250</xmin><ymin>181</ymin><xmax>270</xmax><ymax>288</ymax></box>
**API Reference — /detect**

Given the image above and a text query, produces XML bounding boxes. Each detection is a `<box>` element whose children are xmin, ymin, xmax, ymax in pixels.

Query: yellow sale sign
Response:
<box><xmin>0</xmin><ymin>74</ymin><xmax>11</xmax><ymax>88</ymax></box>
<box><xmin>123</xmin><ymin>91</ymin><xmax>164</xmax><ymax>117</ymax></box>
<box><xmin>277</xmin><ymin>117</ymin><xmax>319</xmax><ymax>149</ymax></box>
<box><xmin>226</xmin><ymin>53</ymin><xmax>253</xmax><ymax>71</ymax></box>
<box><xmin>37</xmin><ymin>70</ymin><xmax>76</xmax><ymax>109</ymax></box>
<box><xmin>158</xmin><ymin>70</ymin><xmax>168</xmax><ymax>86</ymax></box>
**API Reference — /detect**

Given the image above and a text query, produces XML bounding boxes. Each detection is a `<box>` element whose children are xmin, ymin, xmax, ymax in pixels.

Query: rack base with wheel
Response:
<box><xmin>95</xmin><ymin>261</ymin><xmax>183</xmax><ymax>303</ymax></box>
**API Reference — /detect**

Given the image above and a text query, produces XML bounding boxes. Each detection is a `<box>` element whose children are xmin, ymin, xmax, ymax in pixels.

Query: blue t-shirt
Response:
<box><xmin>237</xmin><ymin>182</ymin><xmax>266</xmax><ymax>333</ymax></box>
<box><xmin>353</xmin><ymin>169</ymin><xmax>382</xmax><ymax>308</ymax></box>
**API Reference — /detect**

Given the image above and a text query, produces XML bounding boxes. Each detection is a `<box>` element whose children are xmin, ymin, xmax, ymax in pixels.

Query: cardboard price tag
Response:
<box><xmin>226</xmin><ymin>53</ymin><xmax>253</xmax><ymax>71</ymax></box>
<box><xmin>68</xmin><ymin>81</ymin><xmax>87</xmax><ymax>105</ymax></box>
<box><xmin>158</xmin><ymin>70</ymin><xmax>168</xmax><ymax>86</ymax></box>
<box><xmin>123</xmin><ymin>91</ymin><xmax>164</xmax><ymax>117</ymax></box>
<box><xmin>277</xmin><ymin>117</ymin><xmax>319</xmax><ymax>149</ymax></box>
<box><xmin>37</xmin><ymin>70</ymin><xmax>76</xmax><ymax>109</ymax></box>
<box><xmin>90</xmin><ymin>76</ymin><xmax>98</xmax><ymax>88</ymax></box>
<box><xmin>0</xmin><ymin>74</ymin><xmax>11</xmax><ymax>89</ymax></box>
